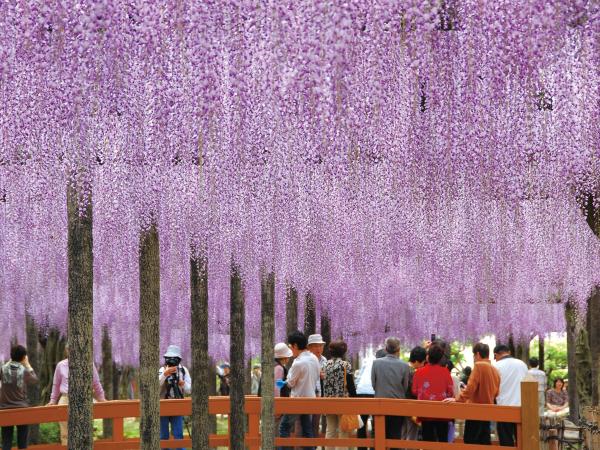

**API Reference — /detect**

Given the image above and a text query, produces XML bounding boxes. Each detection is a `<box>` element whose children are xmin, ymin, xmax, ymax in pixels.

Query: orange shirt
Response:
<box><xmin>457</xmin><ymin>359</ymin><xmax>500</xmax><ymax>405</ymax></box>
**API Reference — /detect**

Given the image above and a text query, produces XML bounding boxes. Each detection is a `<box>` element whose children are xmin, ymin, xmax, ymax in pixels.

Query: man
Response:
<box><xmin>355</xmin><ymin>349</ymin><xmax>387</xmax><ymax>450</ymax></box>
<box><xmin>158</xmin><ymin>345</ymin><xmax>191</xmax><ymax>450</ymax></box>
<box><xmin>307</xmin><ymin>334</ymin><xmax>327</xmax><ymax>438</ymax></box>
<box><xmin>371</xmin><ymin>337</ymin><xmax>411</xmax><ymax>450</ymax></box>
<box><xmin>1</xmin><ymin>345</ymin><xmax>38</xmax><ymax>450</ymax></box>
<box><xmin>251</xmin><ymin>364</ymin><xmax>261</xmax><ymax>395</ymax></box>
<box><xmin>528</xmin><ymin>357</ymin><xmax>547</xmax><ymax>417</ymax></box>
<box><xmin>47</xmin><ymin>345</ymin><xmax>106</xmax><ymax>446</ymax></box>
<box><xmin>444</xmin><ymin>342</ymin><xmax>500</xmax><ymax>445</ymax></box>
<box><xmin>278</xmin><ymin>331</ymin><xmax>321</xmax><ymax>450</ymax></box>
<box><xmin>493</xmin><ymin>344</ymin><xmax>529</xmax><ymax>447</ymax></box>
<box><xmin>218</xmin><ymin>363</ymin><xmax>231</xmax><ymax>396</ymax></box>
<box><xmin>403</xmin><ymin>346</ymin><xmax>427</xmax><ymax>442</ymax></box>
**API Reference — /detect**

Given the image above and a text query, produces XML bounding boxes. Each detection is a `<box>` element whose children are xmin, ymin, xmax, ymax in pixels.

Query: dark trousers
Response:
<box><xmin>357</xmin><ymin>393</ymin><xmax>374</xmax><ymax>450</ymax></box>
<box><xmin>464</xmin><ymin>420</ymin><xmax>491</xmax><ymax>445</ymax></box>
<box><xmin>279</xmin><ymin>414</ymin><xmax>314</xmax><ymax>450</ymax></box>
<box><xmin>422</xmin><ymin>420</ymin><xmax>449</xmax><ymax>442</ymax></box>
<box><xmin>385</xmin><ymin>416</ymin><xmax>404</xmax><ymax>450</ymax></box>
<box><xmin>2</xmin><ymin>425</ymin><xmax>28</xmax><ymax>450</ymax></box>
<box><xmin>497</xmin><ymin>422</ymin><xmax>516</xmax><ymax>446</ymax></box>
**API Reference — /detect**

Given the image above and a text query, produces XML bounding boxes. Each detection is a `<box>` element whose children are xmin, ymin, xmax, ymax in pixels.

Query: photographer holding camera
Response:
<box><xmin>158</xmin><ymin>345</ymin><xmax>191</xmax><ymax>450</ymax></box>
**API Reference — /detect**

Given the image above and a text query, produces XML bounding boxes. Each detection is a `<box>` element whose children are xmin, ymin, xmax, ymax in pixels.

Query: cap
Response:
<box><xmin>164</xmin><ymin>345</ymin><xmax>182</xmax><ymax>359</ymax></box>
<box><xmin>274</xmin><ymin>342</ymin><xmax>293</xmax><ymax>359</ymax></box>
<box><xmin>307</xmin><ymin>334</ymin><xmax>326</xmax><ymax>345</ymax></box>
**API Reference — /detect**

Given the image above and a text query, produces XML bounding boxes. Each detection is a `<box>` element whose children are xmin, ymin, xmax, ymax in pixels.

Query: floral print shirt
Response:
<box><xmin>323</xmin><ymin>358</ymin><xmax>352</xmax><ymax>398</ymax></box>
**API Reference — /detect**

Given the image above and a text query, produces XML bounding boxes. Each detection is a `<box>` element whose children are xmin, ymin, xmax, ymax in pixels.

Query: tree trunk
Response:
<box><xmin>261</xmin><ymin>271</ymin><xmax>275</xmax><ymax>450</ymax></box>
<box><xmin>285</xmin><ymin>284</ymin><xmax>298</xmax><ymax>337</ymax></box>
<box><xmin>208</xmin><ymin>359</ymin><xmax>217</xmax><ymax>434</ymax></box>
<box><xmin>101</xmin><ymin>326</ymin><xmax>114</xmax><ymax>439</ymax></box>
<box><xmin>230</xmin><ymin>262</ymin><xmax>245</xmax><ymax>450</ymax></box>
<box><xmin>139</xmin><ymin>225</ymin><xmax>161</xmax><ymax>450</ymax></box>
<box><xmin>38</xmin><ymin>329</ymin><xmax>66</xmax><ymax>405</ymax></box>
<box><xmin>539</xmin><ymin>335</ymin><xmax>545</xmax><ymax>371</ymax></box>
<box><xmin>67</xmin><ymin>185</ymin><xmax>94</xmax><ymax>450</ymax></box>
<box><xmin>565</xmin><ymin>303</ymin><xmax>591</xmax><ymax>423</ymax></box>
<box><xmin>112</xmin><ymin>362</ymin><xmax>120</xmax><ymax>400</ymax></box>
<box><xmin>321</xmin><ymin>314</ymin><xmax>331</xmax><ymax>359</ymax></box>
<box><xmin>304</xmin><ymin>291</ymin><xmax>316</xmax><ymax>336</ymax></box>
<box><xmin>26</xmin><ymin>314</ymin><xmax>40</xmax><ymax>444</ymax></box>
<box><xmin>588</xmin><ymin>290</ymin><xmax>600</xmax><ymax>406</ymax></box>
<box><xmin>191</xmin><ymin>255</ymin><xmax>210</xmax><ymax>450</ymax></box>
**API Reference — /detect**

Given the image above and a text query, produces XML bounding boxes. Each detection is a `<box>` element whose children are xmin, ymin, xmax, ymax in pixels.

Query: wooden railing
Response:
<box><xmin>0</xmin><ymin>381</ymin><xmax>539</xmax><ymax>449</ymax></box>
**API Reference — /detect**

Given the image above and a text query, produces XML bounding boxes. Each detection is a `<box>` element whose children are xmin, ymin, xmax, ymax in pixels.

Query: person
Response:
<box><xmin>493</xmin><ymin>344</ymin><xmax>529</xmax><ymax>447</ymax></box>
<box><xmin>444</xmin><ymin>342</ymin><xmax>500</xmax><ymax>445</ymax></box>
<box><xmin>0</xmin><ymin>345</ymin><xmax>38</xmax><ymax>450</ymax></box>
<box><xmin>403</xmin><ymin>346</ymin><xmax>427</xmax><ymax>442</ymax></box>
<box><xmin>251</xmin><ymin>364</ymin><xmax>261</xmax><ymax>395</ymax></box>
<box><xmin>528</xmin><ymin>358</ymin><xmax>547</xmax><ymax>417</ymax></box>
<box><xmin>323</xmin><ymin>340</ymin><xmax>356</xmax><ymax>450</ymax></box>
<box><xmin>307</xmin><ymin>334</ymin><xmax>327</xmax><ymax>437</ymax></box>
<box><xmin>355</xmin><ymin>349</ymin><xmax>386</xmax><ymax>450</ymax></box>
<box><xmin>278</xmin><ymin>331</ymin><xmax>321</xmax><ymax>450</ymax></box>
<box><xmin>545</xmin><ymin>378</ymin><xmax>569</xmax><ymax>418</ymax></box>
<box><xmin>371</xmin><ymin>337</ymin><xmax>411</xmax><ymax>450</ymax></box>
<box><xmin>47</xmin><ymin>345</ymin><xmax>106</xmax><ymax>446</ymax></box>
<box><xmin>158</xmin><ymin>345</ymin><xmax>191</xmax><ymax>450</ymax></box>
<box><xmin>218</xmin><ymin>363</ymin><xmax>231</xmax><ymax>396</ymax></box>
<box><xmin>411</xmin><ymin>344</ymin><xmax>454</xmax><ymax>442</ymax></box>
<box><xmin>461</xmin><ymin>366</ymin><xmax>472</xmax><ymax>386</ymax></box>
<box><xmin>270</xmin><ymin>342</ymin><xmax>293</xmax><ymax>435</ymax></box>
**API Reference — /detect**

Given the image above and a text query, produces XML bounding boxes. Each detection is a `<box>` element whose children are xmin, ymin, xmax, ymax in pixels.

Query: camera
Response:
<box><xmin>165</xmin><ymin>356</ymin><xmax>181</xmax><ymax>367</ymax></box>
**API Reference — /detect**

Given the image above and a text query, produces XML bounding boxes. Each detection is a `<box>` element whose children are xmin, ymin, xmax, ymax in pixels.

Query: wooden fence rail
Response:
<box><xmin>0</xmin><ymin>381</ymin><xmax>539</xmax><ymax>449</ymax></box>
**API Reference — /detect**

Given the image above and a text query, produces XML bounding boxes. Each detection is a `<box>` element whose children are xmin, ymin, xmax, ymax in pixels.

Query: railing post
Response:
<box><xmin>520</xmin><ymin>381</ymin><xmax>539</xmax><ymax>450</ymax></box>
<box><xmin>374</xmin><ymin>415</ymin><xmax>386</xmax><ymax>450</ymax></box>
<box><xmin>247</xmin><ymin>409</ymin><xmax>260</xmax><ymax>450</ymax></box>
<box><xmin>113</xmin><ymin>417</ymin><xmax>124</xmax><ymax>443</ymax></box>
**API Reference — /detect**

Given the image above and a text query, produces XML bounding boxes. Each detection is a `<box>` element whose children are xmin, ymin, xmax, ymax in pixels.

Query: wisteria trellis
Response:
<box><xmin>0</xmin><ymin>0</ymin><xmax>599</xmax><ymax>363</ymax></box>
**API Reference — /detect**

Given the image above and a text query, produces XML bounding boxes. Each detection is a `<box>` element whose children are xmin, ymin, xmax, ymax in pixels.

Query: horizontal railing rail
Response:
<box><xmin>0</xmin><ymin>380</ymin><xmax>539</xmax><ymax>449</ymax></box>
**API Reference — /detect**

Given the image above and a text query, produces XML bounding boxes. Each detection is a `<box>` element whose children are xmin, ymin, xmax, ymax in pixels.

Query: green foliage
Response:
<box><xmin>530</xmin><ymin>337</ymin><xmax>568</xmax><ymax>388</ymax></box>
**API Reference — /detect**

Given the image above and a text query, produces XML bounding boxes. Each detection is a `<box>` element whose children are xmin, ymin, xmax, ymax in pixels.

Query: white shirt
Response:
<box><xmin>158</xmin><ymin>365</ymin><xmax>192</xmax><ymax>398</ymax></box>
<box><xmin>355</xmin><ymin>358</ymin><xmax>375</xmax><ymax>395</ymax></box>
<box><xmin>287</xmin><ymin>351</ymin><xmax>321</xmax><ymax>398</ymax></box>
<box><xmin>494</xmin><ymin>356</ymin><xmax>529</xmax><ymax>406</ymax></box>
<box><xmin>528</xmin><ymin>368</ymin><xmax>547</xmax><ymax>393</ymax></box>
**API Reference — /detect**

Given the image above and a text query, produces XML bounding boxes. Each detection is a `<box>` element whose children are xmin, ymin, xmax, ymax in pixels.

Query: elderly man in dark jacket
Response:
<box><xmin>371</xmin><ymin>337</ymin><xmax>411</xmax><ymax>449</ymax></box>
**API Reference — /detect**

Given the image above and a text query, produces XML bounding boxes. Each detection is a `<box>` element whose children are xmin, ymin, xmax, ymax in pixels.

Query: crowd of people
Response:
<box><xmin>0</xmin><ymin>334</ymin><xmax>570</xmax><ymax>449</ymax></box>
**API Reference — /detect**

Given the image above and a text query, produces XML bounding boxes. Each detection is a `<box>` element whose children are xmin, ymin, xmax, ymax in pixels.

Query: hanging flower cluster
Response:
<box><xmin>0</xmin><ymin>1</ymin><xmax>599</xmax><ymax>362</ymax></box>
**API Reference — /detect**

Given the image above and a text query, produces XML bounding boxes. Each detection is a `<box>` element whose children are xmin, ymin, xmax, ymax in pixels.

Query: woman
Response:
<box><xmin>273</xmin><ymin>342</ymin><xmax>292</xmax><ymax>397</ymax></box>
<box><xmin>323</xmin><ymin>340</ymin><xmax>356</xmax><ymax>450</ymax></box>
<box><xmin>411</xmin><ymin>344</ymin><xmax>454</xmax><ymax>442</ymax></box>
<box><xmin>545</xmin><ymin>378</ymin><xmax>569</xmax><ymax>418</ymax></box>
<box><xmin>0</xmin><ymin>345</ymin><xmax>38</xmax><ymax>450</ymax></box>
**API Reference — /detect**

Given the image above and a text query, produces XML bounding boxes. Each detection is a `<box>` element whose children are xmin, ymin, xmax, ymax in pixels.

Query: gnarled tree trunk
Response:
<box><xmin>101</xmin><ymin>326</ymin><xmax>114</xmax><ymax>439</ymax></box>
<box><xmin>67</xmin><ymin>186</ymin><xmax>94</xmax><ymax>450</ymax></box>
<box><xmin>26</xmin><ymin>314</ymin><xmax>40</xmax><ymax>444</ymax></box>
<box><xmin>191</xmin><ymin>255</ymin><xmax>210</xmax><ymax>450</ymax></box>
<box><xmin>321</xmin><ymin>314</ymin><xmax>331</xmax><ymax>359</ymax></box>
<box><xmin>261</xmin><ymin>270</ymin><xmax>275</xmax><ymax>450</ymax></box>
<box><xmin>230</xmin><ymin>262</ymin><xmax>245</xmax><ymax>450</ymax></box>
<box><xmin>139</xmin><ymin>225</ymin><xmax>160</xmax><ymax>450</ymax></box>
<box><xmin>285</xmin><ymin>284</ymin><xmax>298</xmax><ymax>337</ymax></box>
<box><xmin>304</xmin><ymin>291</ymin><xmax>316</xmax><ymax>336</ymax></box>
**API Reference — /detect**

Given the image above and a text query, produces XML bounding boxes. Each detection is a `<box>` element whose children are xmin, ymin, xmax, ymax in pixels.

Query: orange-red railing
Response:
<box><xmin>0</xmin><ymin>381</ymin><xmax>540</xmax><ymax>449</ymax></box>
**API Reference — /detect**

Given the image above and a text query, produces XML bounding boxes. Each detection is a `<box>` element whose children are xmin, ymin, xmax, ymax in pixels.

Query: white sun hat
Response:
<box><xmin>274</xmin><ymin>342</ymin><xmax>293</xmax><ymax>359</ymax></box>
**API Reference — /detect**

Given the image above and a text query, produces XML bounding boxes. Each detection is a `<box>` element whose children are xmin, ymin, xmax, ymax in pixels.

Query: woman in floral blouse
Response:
<box><xmin>323</xmin><ymin>340</ymin><xmax>356</xmax><ymax>449</ymax></box>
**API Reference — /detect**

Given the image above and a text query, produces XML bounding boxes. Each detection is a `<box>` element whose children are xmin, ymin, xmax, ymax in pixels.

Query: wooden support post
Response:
<box><xmin>374</xmin><ymin>415</ymin><xmax>386</xmax><ymax>450</ymax></box>
<box><xmin>548</xmin><ymin>428</ymin><xmax>558</xmax><ymax>450</ymax></box>
<box><xmin>112</xmin><ymin>418</ymin><xmax>124</xmax><ymax>442</ymax></box>
<box><xmin>247</xmin><ymin>411</ymin><xmax>260</xmax><ymax>450</ymax></box>
<box><xmin>520</xmin><ymin>381</ymin><xmax>540</xmax><ymax>450</ymax></box>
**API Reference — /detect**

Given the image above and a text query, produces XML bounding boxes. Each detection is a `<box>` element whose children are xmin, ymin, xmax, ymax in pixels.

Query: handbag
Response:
<box><xmin>340</xmin><ymin>364</ymin><xmax>361</xmax><ymax>432</ymax></box>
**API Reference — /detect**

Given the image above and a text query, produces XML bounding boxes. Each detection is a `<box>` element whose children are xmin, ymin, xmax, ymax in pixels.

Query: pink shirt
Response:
<box><xmin>49</xmin><ymin>359</ymin><xmax>105</xmax><ymax>404</ymax></box>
